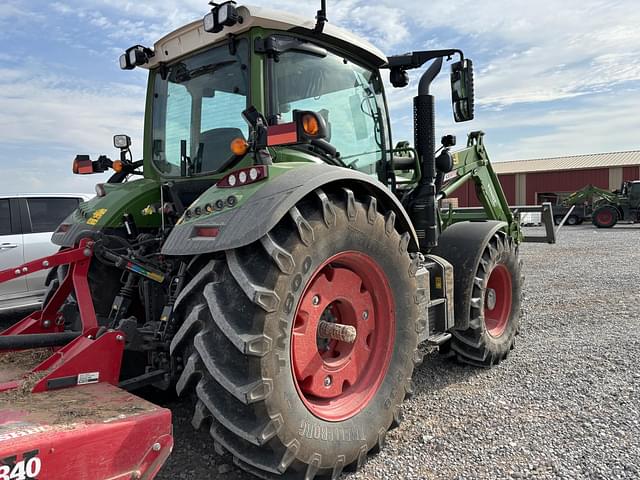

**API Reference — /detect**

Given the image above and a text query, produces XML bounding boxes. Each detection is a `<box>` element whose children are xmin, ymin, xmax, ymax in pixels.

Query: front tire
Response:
<box><xmin>592</xmin><ymin>206</ymin><xmax>618</xmax><ymax>228</ymax></box>
<box><xmin>435</xmin><ymin>229</ymin><xmax>523</xmax><ymax>367</ymax></box>
<box><xmin>170</xmin><ymin>188</ymin><xmax>421</xmax><ymax>479</ymax></box>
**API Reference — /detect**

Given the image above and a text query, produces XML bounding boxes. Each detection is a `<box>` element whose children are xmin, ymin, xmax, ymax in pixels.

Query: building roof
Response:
<box><xmin>493</xmin><ymin>150</ymin><xmax>640</xmax><ymax>174</ymax></box>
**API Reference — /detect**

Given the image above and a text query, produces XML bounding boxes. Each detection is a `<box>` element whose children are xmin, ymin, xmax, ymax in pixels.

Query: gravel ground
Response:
<box><xmin>2</xmin><ymin>225</ymin><xmax>639</xmax><ymax>479</ymax></box>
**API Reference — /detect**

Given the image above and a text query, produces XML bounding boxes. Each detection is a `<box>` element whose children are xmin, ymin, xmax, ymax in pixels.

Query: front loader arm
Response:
<box><xmin>563</xmin><ymin>184</ymin><xmax>618</xmax><ymax>206</ymax></box>
<box><xmin>440</xmin><ymin>131</ymin><xmax>521</xmax><ymax>241</ymax></box>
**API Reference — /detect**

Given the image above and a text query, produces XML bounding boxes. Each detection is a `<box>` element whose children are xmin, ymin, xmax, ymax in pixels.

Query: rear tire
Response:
<box><xmin>592</xmin><ymin>206</ymin><xmax>618</xmax><ymax>228</ymax></box>
<box><xmin>170</xmin><ymin>188</ymin><xmax>421</xmax><ymax>479</ymax></box>
<box><xmin>566</xmin><ymin>215</ymin><xmax>578</xmax><ymax>226</ymax></box>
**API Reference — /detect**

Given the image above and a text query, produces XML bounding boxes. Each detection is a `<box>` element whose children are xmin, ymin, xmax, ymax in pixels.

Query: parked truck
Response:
<box><xmin>0</xmin><ymin>2</ymin><xmax>554</xmax><ymax>479</ymax></box>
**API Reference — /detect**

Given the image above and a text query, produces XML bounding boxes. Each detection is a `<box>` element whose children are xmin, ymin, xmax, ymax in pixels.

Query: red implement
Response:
<box><xmin>0</xmin><ymin>240</ymin><xmax>174</xmax><ymax>479</ymax></box>
<box><xmin>0</xmin><ymin>383</ymin><xmax>172</xmax><ymax>480</ymax></box>
<box><xmin>0</xmin><ymin>239</ymin><xmax>97</xmax><ymax>337</ymax></box>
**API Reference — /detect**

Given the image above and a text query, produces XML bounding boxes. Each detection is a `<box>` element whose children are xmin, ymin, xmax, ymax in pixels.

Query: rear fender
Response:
<box><xmin>161</xmin><ymin>164</ymin><xmax>418</xmax><ymax>255</ymax></box>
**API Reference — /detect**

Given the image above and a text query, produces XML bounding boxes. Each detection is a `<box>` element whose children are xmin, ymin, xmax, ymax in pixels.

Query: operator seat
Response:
<box><xmin>198</xmin><ymin>127</ymin><xmax>245</xmax><ymax>172</ymax></box>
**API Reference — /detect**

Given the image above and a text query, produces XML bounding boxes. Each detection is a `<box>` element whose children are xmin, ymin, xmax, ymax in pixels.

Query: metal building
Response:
<box><xmin>452</xmin><ymin>150</ymin><xmax>640</xmax><ymax>207</ymax></box>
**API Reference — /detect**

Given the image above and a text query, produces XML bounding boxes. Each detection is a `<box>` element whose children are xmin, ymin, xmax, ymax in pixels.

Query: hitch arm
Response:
<box><xmin>0</xmin><ymin>238</ymin><xmax>99</xmax><ymax>336</ymax></box>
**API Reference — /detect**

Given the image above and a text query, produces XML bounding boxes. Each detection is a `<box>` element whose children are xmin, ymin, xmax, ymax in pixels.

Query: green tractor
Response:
<box><xmin>41</xmin><ymin>2</ymin><xmax>551</xmax><ymax>478</ymax></box>
<box><xmin>588</xmin><ymin>181</ymin><xmax>640</xmax><ymax>228</ymax></box>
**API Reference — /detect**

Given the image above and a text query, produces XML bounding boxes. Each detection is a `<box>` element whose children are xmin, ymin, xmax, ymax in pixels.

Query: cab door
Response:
<box><xmin>0</xmin><ymin>198</ymin><xmax>27</xmax><ymax>301</ymax></box>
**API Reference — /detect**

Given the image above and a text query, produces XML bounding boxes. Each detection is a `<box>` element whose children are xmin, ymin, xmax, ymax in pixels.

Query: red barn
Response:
<box><xmin>452</xmin><ymin>150</ymin><xmax>640</xmax><ymax>207</ymax></box>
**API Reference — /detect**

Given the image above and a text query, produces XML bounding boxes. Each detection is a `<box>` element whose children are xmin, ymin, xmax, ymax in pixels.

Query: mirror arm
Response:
<box><xmin>386</xmin><ymin>49</ymin><xmax>463</xmax><ymax>70</ymax></box>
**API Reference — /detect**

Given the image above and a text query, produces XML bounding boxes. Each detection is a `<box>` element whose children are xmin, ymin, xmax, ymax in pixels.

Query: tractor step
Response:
<box><xmin>426</xmin><ymin>332</ymin><xmax>452</xmax><ymax>345</ymax></box>
<box><xmin>0</xmin><ymin>382</ymin><xmax>172</xmax><ymax>479</ymax></box>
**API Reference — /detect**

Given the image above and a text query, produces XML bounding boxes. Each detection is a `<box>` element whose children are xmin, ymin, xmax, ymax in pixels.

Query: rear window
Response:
<box><xmin>26</xmin><ymin>198</ymin><xmax>80</xmax><ymax>233</ymax></box>
<box><xmin>0</xmin><ymin>200</ymin><xmax>10</xmax><ymax>235</ymax></box>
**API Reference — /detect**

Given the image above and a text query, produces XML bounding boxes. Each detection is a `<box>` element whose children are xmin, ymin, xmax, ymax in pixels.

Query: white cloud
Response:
<box><xmin>0</xmin><ymin>62</ymin><xmax>145</xmax><ymax>193</ymax></box>
<box><xmin>0</xmin><ymin>1</ymin><xmax>26</xmax><ymax>19</ymax></box>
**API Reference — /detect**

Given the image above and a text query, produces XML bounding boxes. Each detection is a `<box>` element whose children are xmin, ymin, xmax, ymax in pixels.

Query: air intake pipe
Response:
<box><xmin>412</xmin><ymin>57</ymin><xmax>443</xmax><ymax>250</ymax></box>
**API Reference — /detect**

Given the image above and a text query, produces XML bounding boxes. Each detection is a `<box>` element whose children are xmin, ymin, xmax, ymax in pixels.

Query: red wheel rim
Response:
<box><xmin>597</xmin><ymin>210</ymin><xmax>613</xmax><ymax>225</ymax></box>
<box><xmin>484</xmin><ymin>264</ymin><xmax>512</xmax><ymax>337</ymax></box>
<box><xmin>291</xmin><ymin>251</ymin><xmax>395</xmax><ymax>422</ymax></box>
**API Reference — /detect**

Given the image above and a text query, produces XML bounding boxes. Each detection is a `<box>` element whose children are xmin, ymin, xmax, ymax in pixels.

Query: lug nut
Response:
<box><xmin>362</xmin><ymin>310</ymin><xmax>369</xmax><ymax>320</ymax></box>
<box><xmin>324</xmin><ymin>376</ymin><xmax>332</xmax><ymax>387</ymax></box>
<box><xmin>152</xmin><ymin>442</ymin><xmax>161</xmax><ymax>452</ymax></box>
<box><xmin>312</xmin><ymin>295</ymin><xmax>320</xmax><ymax>306</ymax></box>
<box><xmin>43</xmin><ymin>320</ymin><xmax>51</xmax><ymax>328</ymax></box>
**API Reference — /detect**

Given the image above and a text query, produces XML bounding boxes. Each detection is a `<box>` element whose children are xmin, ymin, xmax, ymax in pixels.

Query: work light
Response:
<box><xmin>114</xmin><ymin>135</ymin><xmax>131</xmax><ymax>149</ymax></box>
<box><xmin>119</xmin><ymin>45</ymin><xmax>154</xmax><ymax>70</ymax></box>
<box><xmin>203</xmin><ymin>1</ymin><xmax>241</xmax><ymax>33</ymax></box>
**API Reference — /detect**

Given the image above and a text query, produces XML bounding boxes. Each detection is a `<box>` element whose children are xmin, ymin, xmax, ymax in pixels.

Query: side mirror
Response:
<box><xmin>450</xmin><ymin>59</ymin><xmax>474</xmax><ymax>122</ymax></box>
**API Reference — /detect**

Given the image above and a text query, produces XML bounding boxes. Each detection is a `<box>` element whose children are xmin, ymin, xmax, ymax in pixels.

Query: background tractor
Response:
<box><xmin>543</xmin><ymin>182</ymin><xmax>640</xmax><ymax>228</ymax></box>
<box><xmin>0</xmin><ymin>2</ymin><xmax>554</xmax><ymax>479</ymax></box>
<box><xmin>587</xmin><ymin>181</ymin><xmax>640</xmax><ymax>228</ymax></box>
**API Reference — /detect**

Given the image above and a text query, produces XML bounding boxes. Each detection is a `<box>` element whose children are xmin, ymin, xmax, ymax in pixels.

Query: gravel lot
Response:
<box><xmin>2</xmin><ymin>225</ymin><xmax>639</xmax><ymax>479</ymax></box>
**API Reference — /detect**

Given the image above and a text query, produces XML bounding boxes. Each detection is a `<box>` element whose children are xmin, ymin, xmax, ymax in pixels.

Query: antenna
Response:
<box><xmin>314</xmin><ymin>0</ymin><xmax>328</xmax><ymax>33</ymax></box>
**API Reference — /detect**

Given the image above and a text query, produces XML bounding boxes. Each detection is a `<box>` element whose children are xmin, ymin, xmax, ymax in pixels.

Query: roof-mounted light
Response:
<box><xmin>203</xmin><ymin>1</ymin><xmax>242</xmax><ymax>34</ymax></box>
<box><xmin>119</xmin><ymin>45</ymin><xmax>154</xmax><ymax>70</ymax></box>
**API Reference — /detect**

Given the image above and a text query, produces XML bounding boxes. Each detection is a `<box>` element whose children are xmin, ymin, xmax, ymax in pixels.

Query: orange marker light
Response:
<box><xmin>112</xmin><ymin>160</ymin><xmax>123</xmax><ymax>173</ymax></box>
<box><xmin>230</xmin><ymin>138</ymin><xmax>249</xmax><ymax>156</ymax></box>
<box><xmin>302</xmin><ymin>114</ymin><xmax>319</xmax><ymax>136</ymax></box>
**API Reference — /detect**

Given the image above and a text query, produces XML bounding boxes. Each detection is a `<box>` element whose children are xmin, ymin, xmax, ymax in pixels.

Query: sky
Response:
<box><xmin>0</xmin><ymin>0</ymin><xmax>639</xmax><ymax>193</ymax></box>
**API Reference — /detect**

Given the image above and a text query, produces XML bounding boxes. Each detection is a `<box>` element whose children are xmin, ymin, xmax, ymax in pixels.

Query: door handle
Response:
<box><xmin>0</xmin><ymin>243</ymin><xmax>18</xmax><ymax>249</ymax></box>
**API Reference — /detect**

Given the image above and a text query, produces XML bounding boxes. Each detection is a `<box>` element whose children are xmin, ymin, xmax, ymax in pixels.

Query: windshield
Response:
<box><xmin>151</xmin><ymin>40</ymin><xmax>249</xmax><ymax>176</ymax></box>
<box><xmin>271</xmin><ymin>43</ymin><xmax>389</xmax><ymax>176</ymax></box>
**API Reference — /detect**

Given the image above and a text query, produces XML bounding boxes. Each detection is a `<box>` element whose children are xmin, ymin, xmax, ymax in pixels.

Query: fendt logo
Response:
<box><xmin>0</xmin><ymin>450</ymin><xmax>42</xmax><ymax>480</ymax></box>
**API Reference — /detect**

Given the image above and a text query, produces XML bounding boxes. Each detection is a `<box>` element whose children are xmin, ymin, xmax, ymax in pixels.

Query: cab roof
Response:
<box><xmin>144</xmin><ymin>4</ymin><xmax>388</xmax><ymax>69</ymax></box>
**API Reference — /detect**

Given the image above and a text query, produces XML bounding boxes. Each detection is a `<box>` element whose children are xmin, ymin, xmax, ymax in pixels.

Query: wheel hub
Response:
<box><xmin>291</xmin><ymin>251</ymin><xmax>394</xmax><ymax>422</ymax></box>
<box><xmin>485</xmin><ymin>288</ymin><xmax>497</xmax><ymax>311</ymax></box>
<box><xmin>598</xmin><ymin>210</ymin><xmax>613</xmax><ymax>224</ymax></box>
<box><xmin>484</xmin><ymin>264</ymin><xmax>512</xmax><ymax>337</ymax></box>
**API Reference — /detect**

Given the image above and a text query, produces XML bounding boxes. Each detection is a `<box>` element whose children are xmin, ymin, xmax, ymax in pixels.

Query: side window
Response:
<box><xmin>273</xmin><ymin>47</ymin><xmax>389</xmax><ymax>176</ymax></box>
<box><xmin>26</xmin><ymin>198</ymin><xmax>80</xmax><ymax>234</ymax></box>
<box><xmin>0</xmin><ymin>200</ymin><xmax>11</xmax><ymax>235</ymax></box>
<box><xmin>164</xmin><ymin>82</ymin><xmax>193</xmax><ymax>171</ymax></box>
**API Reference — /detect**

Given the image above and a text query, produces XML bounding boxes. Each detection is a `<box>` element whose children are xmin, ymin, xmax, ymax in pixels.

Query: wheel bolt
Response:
<box><xmin>324</xmin><ymin>376</ymin><xmax>332</xmax><ymax>387</ymax></box>
<box><xmin>362</xmin><ymin>310</ymin><xmax>369</xmax><ymax>320</ymax></box>
<box><xmin>312</xmin><ymin>295</ymin><xmax>320</xmax><ymax>306</ymax></box>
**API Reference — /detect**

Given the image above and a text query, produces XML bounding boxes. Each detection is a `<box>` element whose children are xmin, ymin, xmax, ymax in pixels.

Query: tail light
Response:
<box><xmin>217</xmin><ymin>166</ymin><xmax>268</xmax><ymax>188</ymax></box>
<box><xmin>193</xmin><ymin>226</ymin><xmax>220</xmax><ymax>238</ymax></box>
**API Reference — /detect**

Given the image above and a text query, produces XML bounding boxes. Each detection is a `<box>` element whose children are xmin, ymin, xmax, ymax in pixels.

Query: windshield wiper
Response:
<box><xmin>174</xmin><ymin>60</ymin><xmax>236</xmax><ymax>83</ymax></box>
